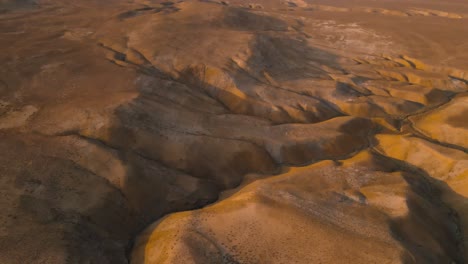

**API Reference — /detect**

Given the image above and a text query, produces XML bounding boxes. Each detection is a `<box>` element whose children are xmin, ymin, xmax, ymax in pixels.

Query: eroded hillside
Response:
<box><xmin>0</xmin><ymin>0</ymin><xmax>467</xmax><ymax>263</ymax></box>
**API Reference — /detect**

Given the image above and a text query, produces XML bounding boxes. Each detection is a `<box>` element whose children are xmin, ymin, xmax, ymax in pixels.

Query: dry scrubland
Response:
<box><xmin>0</xmin><ymin>0</ymin><xmax>468</xmax><ymax>263</ymax></box>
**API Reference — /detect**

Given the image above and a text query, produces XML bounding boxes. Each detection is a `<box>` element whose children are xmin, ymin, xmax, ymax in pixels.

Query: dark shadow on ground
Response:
<box><xmin>370</xmin><ymin>151</ymin><xmax>465</xmax><ymax>264</ymax></box>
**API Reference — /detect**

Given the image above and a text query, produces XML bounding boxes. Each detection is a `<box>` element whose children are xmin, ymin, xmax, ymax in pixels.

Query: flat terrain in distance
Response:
<box><xmin>0</xmin><ymin>0</ymin><xmax>467</xmax><ymax>263</ymax></box>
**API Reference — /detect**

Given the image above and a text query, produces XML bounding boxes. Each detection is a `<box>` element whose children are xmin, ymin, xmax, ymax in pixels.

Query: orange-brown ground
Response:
<box><xmin>0</xmin><ymin>0</ymin><xmax>467</xmax><ymax>263</ymax></box>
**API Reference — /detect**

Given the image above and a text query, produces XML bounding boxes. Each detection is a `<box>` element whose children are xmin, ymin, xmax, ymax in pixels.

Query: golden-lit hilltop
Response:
<box><xmin>0</xmin><ymin>0</ymin><xmax>467</xmax><ymax>263</ymax></box>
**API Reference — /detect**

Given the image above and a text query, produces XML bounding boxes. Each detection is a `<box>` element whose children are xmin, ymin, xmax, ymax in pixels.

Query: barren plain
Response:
<box><xmin>1</xmin><ymin>0</ymin><xmax>467</xmax><ymax>263</ymax></box>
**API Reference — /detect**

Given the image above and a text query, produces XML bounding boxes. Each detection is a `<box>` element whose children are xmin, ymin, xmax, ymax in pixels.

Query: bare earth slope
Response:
<box><xmin>0</xmin><ymin>0</ymin><xmax>467</xmax><ymax>263</ymax></box>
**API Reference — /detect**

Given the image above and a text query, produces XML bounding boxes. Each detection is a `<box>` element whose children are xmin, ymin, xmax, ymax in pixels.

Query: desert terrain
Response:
<box><xmin>0</xmin><ymin>0</ymin><xmax>467</xmax><ymax>263</ymax></box>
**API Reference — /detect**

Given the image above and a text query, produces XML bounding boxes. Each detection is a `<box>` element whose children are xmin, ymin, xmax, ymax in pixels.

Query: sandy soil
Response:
<box><xmin>0</xmin><ymin>0</ymin><xmax>467</xmax><ymax>263</ymax></box>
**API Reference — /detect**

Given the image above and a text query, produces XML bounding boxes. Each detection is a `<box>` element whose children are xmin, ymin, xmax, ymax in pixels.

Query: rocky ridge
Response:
<box><xmin>0</xmin><ymin>0</ymin><xmax>467</xmax><ymax>263</ymax></box>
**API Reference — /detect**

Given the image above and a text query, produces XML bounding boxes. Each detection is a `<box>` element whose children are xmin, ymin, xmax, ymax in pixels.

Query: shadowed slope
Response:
<box><xmin>0</xmin><ymin>0</ymin><xmax>467</xmax><ymax>263</ymax></box>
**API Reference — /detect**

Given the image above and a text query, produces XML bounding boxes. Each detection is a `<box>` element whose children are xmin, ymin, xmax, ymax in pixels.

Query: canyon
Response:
<box><xmin>0</xmin><ymin>0</ymin><xmax>467</xmax><ymax>263</ymax></box>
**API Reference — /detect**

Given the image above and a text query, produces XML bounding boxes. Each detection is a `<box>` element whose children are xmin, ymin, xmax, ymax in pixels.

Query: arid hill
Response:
<box><xmin>0</xmin><ymin>0</ymin><xmax>467</xmax><ymax>263</ymax></box>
